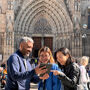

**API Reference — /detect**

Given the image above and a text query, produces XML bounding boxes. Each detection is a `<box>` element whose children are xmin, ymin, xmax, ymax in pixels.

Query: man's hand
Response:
<box><xmin>35</xmin><ymin>65</ymin><xmax>47</xmax><ymax>75</ymax></box>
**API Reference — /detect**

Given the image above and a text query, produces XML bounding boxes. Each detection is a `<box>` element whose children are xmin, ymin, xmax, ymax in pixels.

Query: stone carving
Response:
<box><xmin>34</xmin><ymin>18</ymin><xmax>52</xmax><ymax>34</ymax></box>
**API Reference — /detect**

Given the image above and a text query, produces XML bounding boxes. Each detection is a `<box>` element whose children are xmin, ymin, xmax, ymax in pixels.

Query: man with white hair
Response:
<box><xmin>5</xmin><ymin>37</ymin><xmax>49</xmax><ymax>90</ymax></box>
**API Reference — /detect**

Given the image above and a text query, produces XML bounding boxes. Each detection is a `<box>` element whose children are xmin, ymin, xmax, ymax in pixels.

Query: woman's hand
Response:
<box><xmin>39</xmin><ymin>73</ymin><xmax>49</xmax><ymax>80</ymax></box>
<box><xmin>51</xmin><ymin>70</ymin><xmax>61</xmax><ymax>76</ymax></box>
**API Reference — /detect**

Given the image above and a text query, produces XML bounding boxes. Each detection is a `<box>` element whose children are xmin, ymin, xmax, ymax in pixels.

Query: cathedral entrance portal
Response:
<box><xmin>32</xmin><ymin>37</ymin><xmax>53</xmax><ymax>58</ymax></box>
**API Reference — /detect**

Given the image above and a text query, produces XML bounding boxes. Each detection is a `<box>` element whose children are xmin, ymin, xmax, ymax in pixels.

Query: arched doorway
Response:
<box><xmin>32</xmin><ymin>37</ymin><xmax>53</xmax><ymax>58</ymax></box>
<box><xmin>14</xmin><ymin>0</ymin><xmax>74</xmax><ymax>58</ymax></box>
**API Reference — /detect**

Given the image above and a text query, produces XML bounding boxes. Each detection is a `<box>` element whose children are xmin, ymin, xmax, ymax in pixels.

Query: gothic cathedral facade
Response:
<box><xmin>0</xmin><ymin>0</ymin><xmax>90</xmax><ymax>62</ymax></box>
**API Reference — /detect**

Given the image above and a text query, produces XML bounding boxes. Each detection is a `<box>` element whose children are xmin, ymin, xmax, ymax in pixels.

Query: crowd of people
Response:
<box><xmin>0</xmin><ymin>36</ymin><xmax>90</xmax><ymax>90</ymax></box>
<box><xmin>0</xmin><ymin>63</ymin><xmax>7</xmax><ymax>89</ymax></box>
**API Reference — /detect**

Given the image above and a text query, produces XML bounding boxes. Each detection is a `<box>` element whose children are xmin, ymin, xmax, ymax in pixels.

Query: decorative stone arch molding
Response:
<box><xmin>33</xmin><ymin>17</ymin><xmax>52</xmax><ymax>34</ymax></box>
<box><xmin>14</xmin><ymin>0</ymin><xmax>73</xmax><ymax>50</ymax></box>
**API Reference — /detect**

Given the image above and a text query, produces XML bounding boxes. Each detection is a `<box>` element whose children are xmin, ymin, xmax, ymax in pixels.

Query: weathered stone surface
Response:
<box><xmin>0</xmin><ymin>0</ymin><xmax>90</xmax><ymax>62</ymax></box>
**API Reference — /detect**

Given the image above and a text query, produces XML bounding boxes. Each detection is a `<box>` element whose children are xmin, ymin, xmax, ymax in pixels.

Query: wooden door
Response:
<box><xmin>32</xmin><ymin>37</ymin><xmax>53</xmax><ymax>57</ymax></box>
<box><xmin>32</xmin><ymin>37</ymin><xmax>41</xmax><ymax>57</ymax></box>
<box><xmin>44</xmin><ymin>37</ymin><xmax>53</xmax><ymax>51</ymax></box>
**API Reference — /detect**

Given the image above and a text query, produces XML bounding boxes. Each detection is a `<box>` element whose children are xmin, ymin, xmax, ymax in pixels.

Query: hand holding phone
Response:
<box><xmin>35</xmin><ymin>65</ymin><xmax>47</xmax><ymax>75</ymax></box>
<box><xmin>39</xmin><ymin>63</ymin><xmax>52</xmax><ymax>77</ymax></box>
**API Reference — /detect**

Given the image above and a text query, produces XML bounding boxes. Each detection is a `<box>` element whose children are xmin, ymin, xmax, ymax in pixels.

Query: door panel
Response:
<box><xmin>32</xmin><ymin>37</ymin><xmax>53</xmax><ymax>58</ymax></box>
<box><xmin>32</xmin><ymin>37</ymin><xmax>41</xmax><ymax>57</ymax></box>
<box><xmin>44</xmin><ymin>37</ymin><xmax>53</xmax><ymax>51</ymax></box>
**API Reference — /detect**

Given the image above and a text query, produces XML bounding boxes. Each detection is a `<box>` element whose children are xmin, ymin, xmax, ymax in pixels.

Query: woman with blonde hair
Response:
<box><xmin>38</xmin><ymin>46</ymin><xmax>61</xmax><ymax>90</ymax></box>
<box><xmin>79</xmin><ymin>56</ymin><xmax>90</xmax><ymax>90</ymax></box>
<box><xmin>38</xmin><ymin>46</ymin><xmax>54</xmax><ymax>64</ymax></box>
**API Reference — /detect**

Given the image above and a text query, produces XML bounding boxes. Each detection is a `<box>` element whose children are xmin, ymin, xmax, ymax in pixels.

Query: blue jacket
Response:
<box><xmin>5</xmin><ymin>50</ymin><xmax>39</xmax><ymax>90</ymax></box>
<box><xmin>38</xmin><ymin>64</ymin><xmax>61</xmax><ymax>90</ymax></box>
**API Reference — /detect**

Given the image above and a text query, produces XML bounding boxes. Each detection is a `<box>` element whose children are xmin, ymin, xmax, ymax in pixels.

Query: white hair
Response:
<box><xmin>19</xmin><ymin>37</ymin><xmax>34</xmax><ymax>45</ymax></box>
<box><xmin>80</xmin><ymin>56</ymin><xmax>89</xmax><ymax>65</ymax></box>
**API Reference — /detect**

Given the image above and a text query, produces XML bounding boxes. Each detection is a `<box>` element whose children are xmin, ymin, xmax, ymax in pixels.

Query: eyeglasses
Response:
<box><xmin>40</xmin><ymin>55</ymin><xmax>50</xmax><ymax>58</ymax></box>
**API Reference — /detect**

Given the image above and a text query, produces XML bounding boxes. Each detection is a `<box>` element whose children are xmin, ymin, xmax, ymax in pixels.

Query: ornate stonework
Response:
<box><xmin>0</xmin><ymin>0</ymin><xmax>14</xmax><ymax>61</ymax></box>
<box><xmin>1</xmin><ymin>0</ymin><xmax>90</xmax><ymax>62</ymax></box>
<box><xmin>33</xmin><ymin>17</ymin><xmax>52</xmax><ymax>34</ymax></box>
<box><xmin>14</xmin><ymin>0</ymin><xmax>74</xmax><ymax>54</ymax></box>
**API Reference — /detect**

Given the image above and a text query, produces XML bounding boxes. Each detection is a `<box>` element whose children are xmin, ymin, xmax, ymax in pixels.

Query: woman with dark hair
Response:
<box><xmin>51</xmin><ymin>47</ymin><xmax>80</xmax><ymax>90</ymax></box>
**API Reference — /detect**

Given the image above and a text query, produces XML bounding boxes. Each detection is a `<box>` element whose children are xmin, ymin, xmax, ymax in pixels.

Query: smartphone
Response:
<box><xmin>39</xmin><ymin>63</ymin><xmax>52</xmax><ymax>77</ymax></box>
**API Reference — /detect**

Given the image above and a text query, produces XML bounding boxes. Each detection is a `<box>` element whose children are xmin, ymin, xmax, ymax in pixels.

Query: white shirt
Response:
<box><xmin>79</xmin><ymin>65</ymin><xmax>89</xmax><ymax>83</ymax></box>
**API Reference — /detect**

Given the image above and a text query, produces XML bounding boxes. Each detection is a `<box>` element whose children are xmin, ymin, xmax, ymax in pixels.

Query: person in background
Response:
<box><xmin>5</xmin><ymin>37</ymin><xmax>49</xmax><ymax>90</ymax></box>
<box><xmin>88</xmin><ymin>70</ymin><xmax>90</xmax><ymax>77</ymax></box>
<box><xmin>51</xmin><ymin>47</ymin><xmax>80</xmax><ymax>90</ymax></box>
<box><xmin>1</xmin><ymin>64</ymin><xmax>7</xmax><ymax>89</ymax></box>
<box><xmin>0</xmin><ymin>67</ymin><xmax>3</xmax><ymax>82</ymax></box>
<box><xmin>0</xmin><ymin>67</ymin><xmax>3</xmax><ymax>72</ymax></box>
<box><xmin>30</xmin><ymin>56</ymin><xmax>36</xmax><ymax>69</ymax></box>
<box><xmin>38</xmin><ymin>46</ymin><xmax>61</xmax><ymax>90</ymax></box>
<box><xmin>79</xmin><ymin>56</ymin><xmax>90</xmax><ymax>90</ymax></box>
<box><xmin>34</xmin><ymin>58</ymin><xmax>38</xmax><ymax>66</ymax></box>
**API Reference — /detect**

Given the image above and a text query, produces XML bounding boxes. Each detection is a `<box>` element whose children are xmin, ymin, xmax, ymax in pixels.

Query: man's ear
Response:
<box><xmin>19</xmin><ymin>42</ymin><xmax>23</xmax><ymax>50</ymax></box>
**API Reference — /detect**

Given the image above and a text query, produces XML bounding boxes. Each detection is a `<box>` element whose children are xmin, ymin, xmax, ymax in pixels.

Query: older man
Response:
<box><xmin>5</xmin><ymin>37</ymin><xmax>48</xmax><ymax>90</ymax></box>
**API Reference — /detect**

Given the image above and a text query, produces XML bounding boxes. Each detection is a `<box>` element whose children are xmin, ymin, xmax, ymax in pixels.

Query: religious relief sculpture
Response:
<box><xmin>7</xmin><ymin>21</ymin><xmax>13</xmax><ymax>32</ymax></box>
<box><xmin>34</xmin><ymin>18</ymin><xmax>52</xmax><ymax>34</ymax></box>
<box><xmin>6</xmin><ymin>15</ymin><xmax>13</xmax><ymax>32</ymax></box>
<box><xmin>8</xmin><ymin>0</ymin><xmax>14</xmax><ymax>10</ymax></box>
